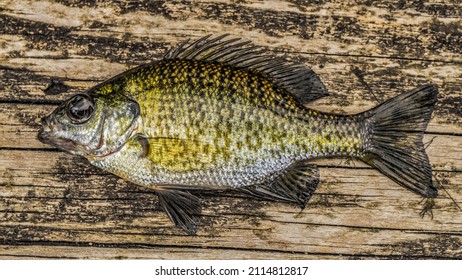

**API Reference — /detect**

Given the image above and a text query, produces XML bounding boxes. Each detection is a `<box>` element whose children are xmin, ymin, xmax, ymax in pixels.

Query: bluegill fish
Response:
<box><xmin>38</xmin><ymin>35</ymin><xmax>438</xmax><ymax>234</ymax></box>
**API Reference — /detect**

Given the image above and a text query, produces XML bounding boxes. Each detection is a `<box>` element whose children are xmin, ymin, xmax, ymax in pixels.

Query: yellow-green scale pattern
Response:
<box><xmin>95</xmin><ymin>59</ymin><xmax>364</xmax><ymax>189</ymax></box>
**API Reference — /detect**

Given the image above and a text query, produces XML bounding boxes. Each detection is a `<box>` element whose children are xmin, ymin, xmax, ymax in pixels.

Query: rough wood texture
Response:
<box><xmin>0</xmin><ymin>0</ymin><xmax>461</xmax><ymax>259</ymax></box>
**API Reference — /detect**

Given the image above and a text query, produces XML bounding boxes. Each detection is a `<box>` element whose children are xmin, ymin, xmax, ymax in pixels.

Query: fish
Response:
<box><xmin>38</xmin><ymin>35</ymin><xmax>438</xmax><ymax>234</ymax></box>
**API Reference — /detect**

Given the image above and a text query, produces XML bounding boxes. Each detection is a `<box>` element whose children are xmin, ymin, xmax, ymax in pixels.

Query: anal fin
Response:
<box><xmin>155</xmin><ymin>189</ymin><xmax>202</xmax><ymax>235</ymax></box>
<box><xmin>240</xmin><ymin>161</ymin><xmax>319</xmax><ymax>208</ymax></box>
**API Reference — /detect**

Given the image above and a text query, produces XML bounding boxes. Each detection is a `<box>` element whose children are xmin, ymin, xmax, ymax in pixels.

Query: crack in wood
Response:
<box><xmin>1</xmin><ymin>0</ymin><xmax>461</xmax><ymax>259</ymax></box>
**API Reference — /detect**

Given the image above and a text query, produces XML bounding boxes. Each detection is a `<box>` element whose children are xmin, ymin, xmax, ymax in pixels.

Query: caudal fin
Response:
<box><xmin>361</xmin><ymin>85</ymin><xmax>438</xmax><ymax>198</ymax></box>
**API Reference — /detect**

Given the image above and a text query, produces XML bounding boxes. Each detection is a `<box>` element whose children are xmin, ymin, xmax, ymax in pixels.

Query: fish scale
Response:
<box><xmin>39</xmin><ymin>35</ymin><xmax>438</xmax><ymax>234</ymax></box>
<box><xmin>112</xmin><ymin>58</ymin><xmax>364</xmax><ymax>188</ymax></box>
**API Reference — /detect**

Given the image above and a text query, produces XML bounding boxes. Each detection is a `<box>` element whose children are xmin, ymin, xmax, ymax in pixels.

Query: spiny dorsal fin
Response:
<box><xmin>240</xmin><ymin>161</ymin><xmax>319</xmax><ymax>208</ymax></box>
<box><xmin>164</xmin><ymin>34</ymin><xmax>328</xmax><ymax>104</ymax></box>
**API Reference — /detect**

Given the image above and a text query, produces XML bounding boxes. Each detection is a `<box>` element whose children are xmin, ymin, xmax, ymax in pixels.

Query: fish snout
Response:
<box><xmin>37</xmin><ymin>115</ymin><xmax>54</xmax><ymax>143</ymax></box>
<box><xmin>40</xmin><ymin>114</ymin><xmax>53</xmax><ymax>127</ymax></box>
<box><xmin>37</xmin><ymin>129</ymin><xmax>47</xmax><ymax>143</ymax></box>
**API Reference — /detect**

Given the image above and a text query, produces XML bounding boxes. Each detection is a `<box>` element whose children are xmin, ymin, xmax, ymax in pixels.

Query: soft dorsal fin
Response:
<box><xmin>164</xmin><ymin>34</ymin><xmax>328</xmax><ymax>103</ymax></box>
<box><xmin>240</xmin><ymin>161</ymin><xmax>320</xmax><ymax>208</ymax></box>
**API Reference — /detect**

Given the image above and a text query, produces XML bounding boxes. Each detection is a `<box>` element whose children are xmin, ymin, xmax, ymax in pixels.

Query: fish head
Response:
<box><xmin>38</xmin><ymin>91</ymin><xmax>140</xmax><ymax>157</ymax></box>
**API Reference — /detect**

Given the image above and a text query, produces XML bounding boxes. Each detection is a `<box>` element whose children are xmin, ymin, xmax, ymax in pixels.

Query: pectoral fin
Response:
<box><xmin>240</xmin><ymin>161</ymin><xmax>319</xmax><ymax>208</ymax></box>
<box><xmin>155</xmin><ymin>189</ymin><xmax>202</xmax><ymax>235</ymax></box>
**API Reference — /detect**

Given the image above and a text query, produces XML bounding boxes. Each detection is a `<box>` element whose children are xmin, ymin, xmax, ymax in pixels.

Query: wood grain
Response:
<box><xmin>0</xmin><ymin>0</ymin><xmax>461</xmax><ymax>259</ymax></box>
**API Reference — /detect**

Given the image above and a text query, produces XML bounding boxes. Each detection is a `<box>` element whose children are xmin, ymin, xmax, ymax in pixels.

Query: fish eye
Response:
<box><xmin>66</xmin><ymin>95</ymin><xmax>95</xmax><ymax>124</ymax></box>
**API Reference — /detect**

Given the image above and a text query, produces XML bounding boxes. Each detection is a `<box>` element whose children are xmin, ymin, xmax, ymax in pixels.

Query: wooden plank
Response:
<box><xmin>1</xmin><ymin>150</ymin><xmax>462</xmax><ymax>258</ymax></box>
<box><xmin>1</xmin><ymin>0</ymin><xmax>461</xmax><ymax>61</ymax></box>
<box><xmin>0</xmin><ymin>245</ymin><xmax>339</xmax><ymax>260</ymax></box>
<box><xmin>0</xmin><ymin>0</ymin><xmax>461</xmax><ymax>259</ymax></box>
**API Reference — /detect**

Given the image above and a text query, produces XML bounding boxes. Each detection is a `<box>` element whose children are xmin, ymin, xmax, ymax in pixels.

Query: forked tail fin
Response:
<box><xmin>361</xmin><ymin>85</ymin><xmax>438</xmax><ymax>198</ymax></box>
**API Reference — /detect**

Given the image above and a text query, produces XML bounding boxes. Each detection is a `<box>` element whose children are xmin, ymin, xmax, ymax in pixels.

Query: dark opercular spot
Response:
<box><xmin>44</xmin><ymin>79</ymin><xmax>70</xmax><ymax>95</ymax></box>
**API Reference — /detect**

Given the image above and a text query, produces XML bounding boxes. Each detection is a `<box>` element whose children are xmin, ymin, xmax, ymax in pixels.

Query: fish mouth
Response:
<box><xmin>38</xmin><ymin>127</ymin><xmax>83</xmax><ymax>153</ymax></box>
<box><xmin>37</xmin><ymin>115</ymin><xmax>82</xmax><ymax>153</ymax></box>
<box><xmin>37</xmin><ymin>128</ymin><xmax>49</xmax><ymax>144</ymax></box>
<box><xmin>37</xmin><ymin>116</ymin><xmax>53</xmax><ymax>145</ymax></box>
<box><xmin>37</xmin><ymin>128</ymin><xmax>57</xmax><ymax>146</ymax></box>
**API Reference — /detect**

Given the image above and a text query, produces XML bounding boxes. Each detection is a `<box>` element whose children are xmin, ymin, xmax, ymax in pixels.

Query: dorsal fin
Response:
<box><xmin>164</xmin><ymin>34</ymin><xmax>328</xmax><ymax>103</ymax></box>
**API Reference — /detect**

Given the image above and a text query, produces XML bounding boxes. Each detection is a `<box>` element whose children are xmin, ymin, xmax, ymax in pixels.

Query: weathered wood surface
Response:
<box><xmin>0</xmin><ymin>0</ymin><xmax>461</xmax><ymax>259</ymax></box>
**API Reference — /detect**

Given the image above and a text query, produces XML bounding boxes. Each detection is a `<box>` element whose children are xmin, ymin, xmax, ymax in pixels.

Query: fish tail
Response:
<box><xmin>360</xmin><ymin>85</ymin><xmax>438</xmax><ymax>198</ymax></box>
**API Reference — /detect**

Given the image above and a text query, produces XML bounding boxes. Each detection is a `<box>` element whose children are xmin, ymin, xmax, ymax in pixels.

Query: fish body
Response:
<box><xmin>90</xmin><ymin>58</ymin><xmax>361</xmax><ymax>189</ymax></box>
<box><xmin>39</xmin><ymin>35</ymin><xmax>438</xmax><ymax>233</ymax></box>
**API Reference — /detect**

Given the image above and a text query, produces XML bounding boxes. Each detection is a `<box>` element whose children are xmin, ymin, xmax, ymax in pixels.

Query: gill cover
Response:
<box><xmin>39</xmin><ymin>91</ymin><xmax>140</xmax><ymax>157</ymax></box>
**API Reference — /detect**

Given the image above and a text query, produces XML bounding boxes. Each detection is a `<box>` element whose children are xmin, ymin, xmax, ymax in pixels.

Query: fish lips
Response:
<box><xmin>37</xmin><ymin>115</ymin><xmax>54</xmax><ymax>144</ymax></box>
<box><xmin>38</xmin><ymin>129</ymin><xmax>85</xmax><ymax>154</ymax></box>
